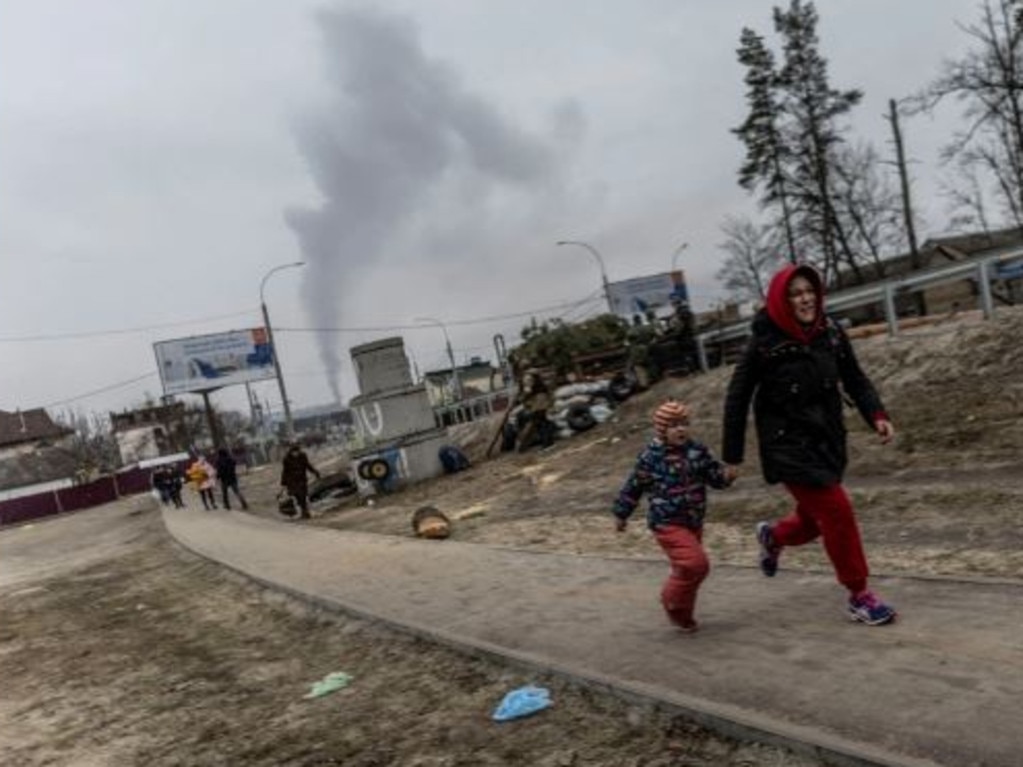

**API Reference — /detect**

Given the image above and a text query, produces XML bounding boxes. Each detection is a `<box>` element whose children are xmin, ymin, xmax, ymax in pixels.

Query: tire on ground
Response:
<box><xmin>608</xmin><ymin>374</ymin><xmax>635</xmax><ymax>402</ymax></box>
<box><xmin>566</xmin><ymin>403</ymin><xmax>596</xmax><ymax>432</ymax></box>
<box><xmin>367</xmin><ymin>458</ymin><xmax>391</xmax><ymax>481</ymax></box>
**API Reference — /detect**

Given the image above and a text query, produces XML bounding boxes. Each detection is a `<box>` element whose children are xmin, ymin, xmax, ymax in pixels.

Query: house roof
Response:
<box><xmin>0</xmin><ymin>409</ymin><xmax>73</xmax><ymax>448</ymax></box>
<box><xmin>834</xmin><ymin>227</ymin><xmax>1023</xmax><ymax>286</ymax></box>
<box><xmin>920</xmin><ymin>226</ymin><xmax>1023</xmax><ymax>256</ymax></box>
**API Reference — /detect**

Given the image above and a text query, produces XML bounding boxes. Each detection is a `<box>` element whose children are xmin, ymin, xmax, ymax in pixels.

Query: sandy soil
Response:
<box><xmin>2</xmin><ymin>306</ymin><xmax>1021</xmax><ymax>765</ymax></box>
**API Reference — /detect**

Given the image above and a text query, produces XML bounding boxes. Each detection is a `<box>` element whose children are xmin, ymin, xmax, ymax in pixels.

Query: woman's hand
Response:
<box><xmin>875</xmin><ymin>419</ymin><xmax>895</xmax><ymax>445</ymax></box>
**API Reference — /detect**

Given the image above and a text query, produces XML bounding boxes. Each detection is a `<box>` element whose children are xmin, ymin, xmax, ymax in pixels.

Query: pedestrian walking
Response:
<box><xmin>167</xmin><ymin>464</ymin><xmax>185</xmax><ymax>508</ymax></box>
<box><xmin>186</xmin><ymin>454</ymin><xmax>217</xmax><ymax>510</ymax></box>
<box><xmin>280</xmin><ymin>441</ymin><xmax>320</xmax><ymax>519</ymax></box>
<box><xmin>215</xmin><ymin>447</ymin><xmax>249</xmax><ymax>510</ymax></box>
<box><xmin>150</xmin><ymin>466</ymin><xmax>172</xmax><ymax>505</ymax></box>
<box><xmin>612</xmin><ymin>399</ymin><xmax>736</xmax><ymax>633</ymax></box>
<box><xmin>722</xmin><ymin>263</ymin><xmax>898</xmax><ymax>626</ymax></box>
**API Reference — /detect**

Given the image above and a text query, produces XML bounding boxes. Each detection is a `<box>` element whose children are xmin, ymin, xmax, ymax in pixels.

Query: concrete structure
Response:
<box><xmin>351</xmin><ymin>337</ymin><xmax>414</xmax><ymax>396</ymax></box>
<box><xmin>348</xmin><ymin>337</ymin><xmax>448</xmax><ymax>493</ymax></box>
<box><xmin>110</xmin><ymin>402</ymin><xmax>188</xmax><ymax>465</ymax></box>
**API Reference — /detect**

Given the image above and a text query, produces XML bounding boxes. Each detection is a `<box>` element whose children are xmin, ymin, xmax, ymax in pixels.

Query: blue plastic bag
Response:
<box><xmin>492</xmin><ymin>685</ymin><xmax>552</xmax><ymax>722</ymax></box>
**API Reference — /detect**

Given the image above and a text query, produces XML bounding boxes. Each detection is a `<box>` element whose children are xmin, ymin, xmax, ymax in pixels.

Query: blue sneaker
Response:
<box><xmin>848</xmin><ymin>591</ymin><xmax>897</xmax><ymax>626</ymax></box>
<box><xmin>756</xmin><ymin>521</ymin><xmax>780</xmax><ymax>577</ymax></box>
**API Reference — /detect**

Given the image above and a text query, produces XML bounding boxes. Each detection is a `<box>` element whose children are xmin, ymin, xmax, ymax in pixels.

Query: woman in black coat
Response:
<box><xmin>280</xmin><ymin>442</ymin><xmax>320</xmax><ymax>519</ymax></box>
<box><xmin>722</xmin><ymin>264</ymin><xmax>897</xmax><ymax>626</ymax></box>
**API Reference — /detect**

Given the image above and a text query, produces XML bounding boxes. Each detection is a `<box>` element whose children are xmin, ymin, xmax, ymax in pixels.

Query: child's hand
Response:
<box><xmin>614</xmin><ymin>517</ymin><xmax>628</xmax><ymax>533</ymax></box>
<box><xmin>723</xmin><ymin>464</ymin><xmax>739</xmax><ymax>485</ymax></box>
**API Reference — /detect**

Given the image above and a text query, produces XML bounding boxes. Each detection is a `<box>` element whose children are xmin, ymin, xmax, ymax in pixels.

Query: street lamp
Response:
<box><xmin>414</xmin><ymin>316</ymin><xmax>461</xmax><ymax>402</ymax></box>
<box><xmin>671</xmin><ymin>241</ymin><xmax>689</xmax><ymax>272</ymax></box>
<box><xmin>260</xmin><ymin>261</ymin><xmax>305</xmax><ymax>440</ymax></box>
<box><xmin>556</xmin><ymin>240</ymin><xmax>614</xmax><ymax>314</ymax></box>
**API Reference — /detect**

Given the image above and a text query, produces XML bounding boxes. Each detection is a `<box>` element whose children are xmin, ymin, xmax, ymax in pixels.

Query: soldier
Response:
<box><xmin>516</xmin><ymin>369</ymin><xmax>555</xmax><ymax>452</ymax></box>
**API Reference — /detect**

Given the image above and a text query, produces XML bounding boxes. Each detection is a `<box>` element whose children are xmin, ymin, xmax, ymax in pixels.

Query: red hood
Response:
<box><xmin>765</xmin><ymin>263</ymin><xmax>826</xmax><ymax>343</ymax></box>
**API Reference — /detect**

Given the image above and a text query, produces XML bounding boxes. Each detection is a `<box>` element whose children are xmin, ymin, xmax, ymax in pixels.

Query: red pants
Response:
<box><xmin>777</xmin><ymin>483</ymin><xmax>869</xmax><ymax>594</ymax></box>
<box><xmin>653</xmin><ymin>525</ymin><xmax>709</xmax><ymax>627</ymax></box>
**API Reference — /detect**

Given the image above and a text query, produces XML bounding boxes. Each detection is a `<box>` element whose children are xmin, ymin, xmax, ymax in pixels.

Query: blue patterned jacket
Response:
<box><xmin>612</xmin><ymin>438</ymin><xmax>731</xmax><ymax>531</ymax></box>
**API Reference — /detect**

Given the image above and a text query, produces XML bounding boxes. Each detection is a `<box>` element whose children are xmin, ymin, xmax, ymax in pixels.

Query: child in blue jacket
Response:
<box><xmin>613</xmin><ymin>399</ymin><xmax>736</xmax><ymax>632</ymax></box>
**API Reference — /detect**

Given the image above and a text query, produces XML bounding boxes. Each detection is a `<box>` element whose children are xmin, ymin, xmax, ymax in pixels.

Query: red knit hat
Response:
<box><xmin>652</xmin><ymin>399</ymin><xmax>691</xmax><ymax>436</ymax></box>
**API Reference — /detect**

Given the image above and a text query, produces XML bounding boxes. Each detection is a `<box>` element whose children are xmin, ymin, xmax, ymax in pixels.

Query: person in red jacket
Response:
<box><xmin>722</xmin><ymin>263</ymin><xmax>897</xmax><ymax>626</ymax></box>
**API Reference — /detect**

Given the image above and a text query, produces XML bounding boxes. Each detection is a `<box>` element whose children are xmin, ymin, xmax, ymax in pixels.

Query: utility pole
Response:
<box><xmin>200</xmin><ymin>390</ymin><xmax>223</xmax><ymax>449</ymax></box>
<box><xmin>259</xmin><ymin>262</ymin><xmax>304</xmax><ymax>440</ymax></box>
<box><xmin>889</xmin><ymin>98</ymin><xmax>920</xmax><ymax>269</ymax></box>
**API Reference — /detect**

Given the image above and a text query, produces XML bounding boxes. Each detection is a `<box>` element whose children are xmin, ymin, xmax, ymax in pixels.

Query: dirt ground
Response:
<box><xmin>2</xmin><ymin>306</ymin><xmax>1021</xmax><ymax>766</ymax></box>
<box><xmin>0</xmin><ymin>504</ymin><xmax>817</xmax><ymax>767</ymax></box>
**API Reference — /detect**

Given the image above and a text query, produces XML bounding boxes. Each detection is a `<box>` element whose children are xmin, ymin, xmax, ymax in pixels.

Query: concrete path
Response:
<box><xmin>164</xmin><ymin>508</ymin><xmax>1023</xmax><ymax>767</ymax></box>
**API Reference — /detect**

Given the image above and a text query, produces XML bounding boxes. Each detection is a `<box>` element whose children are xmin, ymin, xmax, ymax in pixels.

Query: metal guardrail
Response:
<box><xmin>696</xmin><ymin>246</ymin><xmax>1023</xmax><ymax>371</ymax></box>
<box><xmin>431</xmin><ymin>388</ymin><xmax>515</xmax><ymax>427</ymax></box>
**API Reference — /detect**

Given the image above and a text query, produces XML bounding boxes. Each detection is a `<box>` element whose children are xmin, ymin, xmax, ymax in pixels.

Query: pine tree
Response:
<box><xmin>734</xmin><ymin>1</ymin><xmax>872</xmax><ymax>285</ymax></box>
<box><xmin>772</xmin><ymin>0</ymin><xmax>863</xmax><ymax>284</ymax></box>
<box><xmin>732</xmin><ymin>27</ymin><xmax>797</xmax><ymax>263</ymax></box>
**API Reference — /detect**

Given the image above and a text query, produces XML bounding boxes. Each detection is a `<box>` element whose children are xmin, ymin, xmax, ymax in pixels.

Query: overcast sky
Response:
<box><xmin>0</xmin><ymin>0</ymin><xmax>985</xmax><ymax>422</ymax></box>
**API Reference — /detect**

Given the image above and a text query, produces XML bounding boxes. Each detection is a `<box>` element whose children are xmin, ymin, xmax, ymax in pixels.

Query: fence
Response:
<box><xmin>0</xmin><ymin>464</ymin><xmax>170</xmax><ymax>528</ymax></box>
<box><xmin>432</xmin><ymin>389</ymin><xmax>513</xmax><ymax>428</ymax></box>
<box><xmin>695</xmin><ymin>248</ymin><xmax>1023</xmax><ymax>371</ymax></box>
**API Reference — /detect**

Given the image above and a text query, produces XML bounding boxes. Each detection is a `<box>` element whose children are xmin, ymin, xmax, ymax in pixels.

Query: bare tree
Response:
<box><xmin>943</xmin><ymin>166</ymin><xmax>994</xmax><ymax>234</ymax></box>
<box><xmin>831</xmin><ymin>142</ymin><xmax>908</xmax><ymax>277</ymax></box>
<box><xmin>55</xmin><ymin>409</ymin><xmax>121</xmax><ymax>477</ymax></box>
<box><xmin>914</xmin><ymin>0</ymin><xmax>1023</xmax><ymax>228</ymax></box>
<box><xmin>716</xmin><ymin>215</ymin><xmax>787</xmax><ymax>301</ymax></box>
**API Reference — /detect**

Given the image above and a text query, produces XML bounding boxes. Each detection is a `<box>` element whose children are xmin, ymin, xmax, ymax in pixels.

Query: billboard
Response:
<box><xmin>607</xmin><ymin>270</ymin><xmax>688</xmax><ymax>319</ymax></box>
<box><xmin>154</xmin><ymin>328</ymin><xmax>275</xmax><ymax>395</ymax></box>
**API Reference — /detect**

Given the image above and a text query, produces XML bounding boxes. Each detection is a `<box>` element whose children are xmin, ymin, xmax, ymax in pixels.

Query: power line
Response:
<box><xmin>42</xmin><ymin>372</ymin><xmax>159</xmax><ymax>409</ymax></box>
<box><xmin>0</xmin><ymin>294</ymin><xmax>600</xmax><ymax>344</ymax></box>
<box><xmin>275</xmin><ymin>293</ymin><xmax>603</xmax><ymax>334</ymax></box>
<box><xmin>0</xmin><ymin>309</ymin><xmax>256</xmax><ymax>344</ymax></box>
<box><xmin>31</xmin><ymin>292</ymin><xmax>608</xmax><ymax>410</ymax></box>
<box><xmin>556</xmin><ymin>294</ymin><xmax>605</xmax><ymax>324</ymax></box>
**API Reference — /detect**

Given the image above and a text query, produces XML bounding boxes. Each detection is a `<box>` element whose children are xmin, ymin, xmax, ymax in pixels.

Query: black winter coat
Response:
<box><xmin>722</xmin><ymin>311</ymin><xmax>886</xmax><ymax>486</ymax></box>
<box><xmin>215</xmin><ymin>452</ymin><xmax>238</xmax><ymax>485</ymax></box>
<box><xmin>280</xmin><ymin>449</ymin><xmax>319</xmax><ymax>495</ymax></box>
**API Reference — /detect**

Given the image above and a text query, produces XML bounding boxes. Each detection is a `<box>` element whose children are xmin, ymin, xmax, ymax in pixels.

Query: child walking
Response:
<box><xmin>612</xmin><ymin>400</ymin><xmax>736</xmax><ymax>633</ymax></box>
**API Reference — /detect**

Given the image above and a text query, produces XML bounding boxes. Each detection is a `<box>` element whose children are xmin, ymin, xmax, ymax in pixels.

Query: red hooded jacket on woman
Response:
<box><xmin>722</xmin><ymin>264</ymin><xmax>888</xmax><ymax>486</ymax></box>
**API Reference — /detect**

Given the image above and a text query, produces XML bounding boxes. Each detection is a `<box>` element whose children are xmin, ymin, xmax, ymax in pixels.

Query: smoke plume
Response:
<box><xmin>286</xmin><ymin>7</ymin><xmax>579</xmax><ymax>404</ymax></box>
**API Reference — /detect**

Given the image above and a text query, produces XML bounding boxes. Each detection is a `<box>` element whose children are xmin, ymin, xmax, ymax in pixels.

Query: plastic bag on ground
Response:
<box><xmin>492</xmin><ymin>685</ymin><xmax>552</xmax><ymax>722</ymax></box>
<box><xmin>304</xmin><ymin>671</ymin><xmax>353</xmax><ymax>699</ymax></box>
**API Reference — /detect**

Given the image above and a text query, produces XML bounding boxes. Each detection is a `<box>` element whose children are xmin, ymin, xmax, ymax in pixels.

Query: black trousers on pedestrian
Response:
<box><xmin>221</xmin><ymin>480</ymin><xmax>249</xmax><ymax>510</ymax></box>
